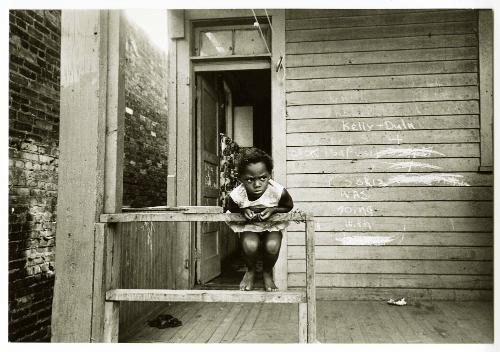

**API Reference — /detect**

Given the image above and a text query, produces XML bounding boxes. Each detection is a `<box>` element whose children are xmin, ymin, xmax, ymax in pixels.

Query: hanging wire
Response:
<box><xmin>264</xmin><ymin>9</ymin><xmax>274</xmax><ymax>35</ymax></box>
<box><xmin>251</xmin><ymin>9</ymin><xmax>271</xmax><ymax>55</ymax></box>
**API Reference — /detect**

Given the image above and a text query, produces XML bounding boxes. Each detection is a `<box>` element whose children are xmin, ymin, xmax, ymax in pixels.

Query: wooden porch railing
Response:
<box><xmin>96</xmin><ymin>208</ymin><xmax>317</xmax><ymax>343</ymax></box>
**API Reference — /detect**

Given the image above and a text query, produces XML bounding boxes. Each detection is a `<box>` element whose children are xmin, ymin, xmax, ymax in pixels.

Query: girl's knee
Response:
<box><xmin>264</xmin><ymin>232</ymin><xmax>282</xmax><ymax>255</ymax></box>
<box><xmin>241</xmin><ymin>233</ymin><xmax>259</xmax><ymax>254</ymax></box>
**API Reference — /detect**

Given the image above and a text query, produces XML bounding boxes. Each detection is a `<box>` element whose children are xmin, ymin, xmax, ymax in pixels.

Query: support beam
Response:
<box><xmin>51</xmin><ymin>10</ymin><xmax>124</xmax><ymax>342</ymax></box>
<box><xmin>478</xmin><ymin>10</ymin><xmax>493</xmax><ymax>172</ymax></box>
<box><xmin>106</xmin><ymin>289</ymin><xmax>306</xmax><ymax>303</ymax></box>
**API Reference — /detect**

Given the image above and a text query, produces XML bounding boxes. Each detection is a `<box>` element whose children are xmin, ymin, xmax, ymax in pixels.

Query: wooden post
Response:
<box><xmin>298</xmin><ymin>302</ymin><xmax>307</xmax><ymax>343</ymax></box>
<box><xmin>102</xmin><ymin>223</ymin><xmax>122</xmax><ymax>342</ymax></box>
<box><xmin>305</xmin><ymin>217</ymin><xmax>317</xmax><ymax>342</ymax></box>
<box><xmin>271</xmin><ymin>9</ymin><xmax>288</xmax><ymax>291</ymax></box>
<box><xmin>478</xmin><ymin>10</ymin><xmax>493</xmax><ymax>172</ymax></box>
<box><xmin>52</xmin><ymin>10</ymin><xmax>124</xmax><ymax>342</ymax></box>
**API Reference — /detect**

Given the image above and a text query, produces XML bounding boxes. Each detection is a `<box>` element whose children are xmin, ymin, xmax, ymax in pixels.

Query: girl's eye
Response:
<box><xmin>260</xmin><ymin>177</ymin><xmax>267</xmax><ymax>181</ymax></box>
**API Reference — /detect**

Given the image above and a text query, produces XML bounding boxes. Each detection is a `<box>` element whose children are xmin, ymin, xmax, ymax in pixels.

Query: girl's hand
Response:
<box><xmin>243</xmin><ymin>208</ymin><xmax>256</xmax><ymax>221</ymax></box>
<box><xmin>258</xmin><ymin>207</ymin><xmax>276</xmax><ymax>221</ymax></box>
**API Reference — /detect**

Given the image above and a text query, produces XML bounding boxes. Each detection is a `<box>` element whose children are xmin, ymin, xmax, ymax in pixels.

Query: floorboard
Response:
<box><xmin>123</xmin><ymin>300</ymin><xmax>493</xmax><ymax>343</ymax></box>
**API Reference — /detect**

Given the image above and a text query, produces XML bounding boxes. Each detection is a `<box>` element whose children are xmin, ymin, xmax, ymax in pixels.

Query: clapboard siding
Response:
<box><xmin>287</xmin><ymin>34</ymin><xmax>478</xmax><ymax>54</ymax></box>
<box><xmin>288</xmin><ymin>260</ymin><xmax>493</xmax><ymax>275</ymax></box>
<box><xmin>287</xmin><ymin>47</ymin><xmax>478</xmax><ymax>67</ymax></box>
<box><xmin>287</xmin><ymin>60</ymin><xmax>478</xmax><ymax>80</ymax></box>
<box><xmin>285</xmin><ymin>9</ymin><xmax>492</xmax><ymax>298</ymax></box>
<box><xmin>286</xmin><ymin>10</ymin><xmax>476</xmax><ymax>30</ymax></box>
<box><xmin>287</xmin><ymin>232</ymin><xmax>493</xmax><ymax>246</ymax></box>
<box><xmin>288</xmin><ymin>172</ymin><xmax>493</xmax><ymax>187</ymax></box>
<box><xmin>288</xmin><ymin>187</ymin><xmax>493</xmax><ymax>201</ymax></box>
<box><xmin>286</xmin><ymin>21</ymin><xmax>477</xmax><ymax>42</ymax></box>
<box><xmin>287</xmin><ymin>115</ymin><xmax>479</xmax><ymax>132</ymax></box>
<box><xmin>287</xmin><ymin>101</ymin><xmax>479</xmax><ymax>119</ymax></box>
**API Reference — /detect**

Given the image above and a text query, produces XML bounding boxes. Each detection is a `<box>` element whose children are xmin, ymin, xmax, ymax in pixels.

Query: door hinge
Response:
<box><xmin>194</xmin><ymin>248</ymin><xmax>201</xmax><ymax>260</ymax></box>
<box><xmin>184</xmin><ymin>259</ymin><xmax>190</xmax><ymax>269</ymax></box>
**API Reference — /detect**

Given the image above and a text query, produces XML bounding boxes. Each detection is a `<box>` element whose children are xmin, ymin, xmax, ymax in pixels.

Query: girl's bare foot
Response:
<box><xmin>263</xmin><ymin>271</ymin><xmax>278</xmax><ymax>292</ymax></box>
<box><xmin>239</xmin><ymin>270</ymin><xmax>255</xmax><ymax>291</ymax></box>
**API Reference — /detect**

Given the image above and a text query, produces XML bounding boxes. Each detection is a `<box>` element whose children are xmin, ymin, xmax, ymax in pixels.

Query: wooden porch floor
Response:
<box><xmin>123</xmin><ymin>300</ymin><xmax>493</xmax><ymax>343</ymax></box>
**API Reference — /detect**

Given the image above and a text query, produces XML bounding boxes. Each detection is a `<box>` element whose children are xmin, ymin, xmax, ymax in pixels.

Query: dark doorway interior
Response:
<box><xmin>195</xmin><ymin>69</ymin><xmax>271</xmax><ymax>289</ymax></box>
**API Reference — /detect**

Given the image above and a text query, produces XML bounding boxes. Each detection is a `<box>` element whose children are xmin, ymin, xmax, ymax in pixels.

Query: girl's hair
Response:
<box><xmin>236</xmin><ymin>147</ymin><xmax>273</xmax><ymax>176</ymax></box>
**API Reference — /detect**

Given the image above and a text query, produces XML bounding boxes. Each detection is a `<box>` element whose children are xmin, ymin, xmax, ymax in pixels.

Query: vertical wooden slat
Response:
<box><xmin>298</xmin><ymin>302</ymin><xmax>308</xmax><ymax>343</ymax></box>
<box><xmin>478</xmin><ymin>10</ymin><xmax>493</xmax><ymax>172</ymax></box>
<box><xmin>167</xmin><ymin>13</ymin><xmax>178</xmax><ymax>207</ymax></box>
<box><xmin>305</xmin><ymin>218</ymin><xmax>317</xmax><ymax>342</ymax></box>
<box><xmin>271</xmin><ymin>9</ymin><xmax>288</xmax><ymax>291</ymax></box>
<box><xmin>104</xmin><ymin>10</ymin><xmax>125</xmax><ymax>213</ymax></box>
<box><xmin>103</xmin><ymin>301</ymin><xmax>120</xmax><ymax>342</ymax></box>
<box><xmin>103</xmin><ymin>223</ymin><xmax>121</xmax><ymax>342</ymax></box>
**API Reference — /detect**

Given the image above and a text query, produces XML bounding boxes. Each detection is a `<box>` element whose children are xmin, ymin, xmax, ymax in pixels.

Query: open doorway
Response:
<box><xmin>194</xmin><ymin>69</ymin><xmax>271</xmax><ymax>288</ymax></box>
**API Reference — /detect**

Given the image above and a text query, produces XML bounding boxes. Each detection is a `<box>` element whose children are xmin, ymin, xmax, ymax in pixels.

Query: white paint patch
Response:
<box><xmin>375</xmin><ymin>147</ymin><xmax>445</xmax><ymax>159</ymax></box>
<box><xmin>386</xmin><ymin>161</ymin><xmax>442</xmax><ymax>172</ymax></box>
<box><xmin>337</xmin><ymin>235</ymin><xmax>395</xmax><ymax>246</ymax></box>
<box><xmin>385</xmin><ymin>173</ymin><xmax>470</xmax><ymax>186</ymax></box>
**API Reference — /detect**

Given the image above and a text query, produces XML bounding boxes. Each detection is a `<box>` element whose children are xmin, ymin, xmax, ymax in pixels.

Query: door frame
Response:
<box><xmin>167</xmin><ymin>10</ymin><xmax>287</xmax><ymax>289</ymax></box>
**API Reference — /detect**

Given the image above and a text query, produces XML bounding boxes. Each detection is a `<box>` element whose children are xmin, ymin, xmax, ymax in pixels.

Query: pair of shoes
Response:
<box><xmin>147</xmin><ymin>314</ymin><xmax>182</xmax><ymax>329</ymax></box>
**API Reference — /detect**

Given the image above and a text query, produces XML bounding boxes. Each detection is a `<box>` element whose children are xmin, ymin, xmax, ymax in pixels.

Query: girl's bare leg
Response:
<box><xmin>262</xmin><ymin>231</ymin><xmax>282</xmax><ymax>291</ymax></box>
<box><xmin>239</xmin><ymin>231</ymin><xmax>260</xmax><ymax>290</ymax></box>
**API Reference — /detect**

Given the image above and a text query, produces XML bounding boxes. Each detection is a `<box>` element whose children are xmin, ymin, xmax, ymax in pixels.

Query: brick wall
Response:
<box><xmin>122</xmin><ymin>18</ymin><xmax>169</xmax><ymax>207</ymax></box>
<box><xmin>8</xmin><ymin>11</ymin><xmax>169</xmax><ymax>341</ymax></box>
<box><xmin>8</xmin><ymin>10</ymin><xmax>60</xmax><ymax>342</ymax></box>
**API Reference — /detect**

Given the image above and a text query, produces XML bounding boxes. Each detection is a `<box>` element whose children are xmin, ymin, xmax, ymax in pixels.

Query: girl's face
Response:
<box><xmin>240</xmin><ymin>162</ymin><xmax>271</xmax><ymax>197</ymax></box>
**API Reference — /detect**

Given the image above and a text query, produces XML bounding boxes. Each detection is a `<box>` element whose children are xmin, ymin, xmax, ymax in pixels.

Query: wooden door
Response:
<box><xmin>196</xmin><ymin>75</ymin><xmax>221</xmax><ymax>284</ymax></box>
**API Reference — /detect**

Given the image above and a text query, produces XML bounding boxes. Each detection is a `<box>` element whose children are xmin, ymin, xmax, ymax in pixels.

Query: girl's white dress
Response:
<box><xmin>226</xmin><ymin>179</ymin><xmax>290</xmax><ymax>233</ymax></box>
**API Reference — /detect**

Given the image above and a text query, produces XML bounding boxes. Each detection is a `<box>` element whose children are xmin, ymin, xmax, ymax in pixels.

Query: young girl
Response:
<box><xmin>225</xmin><ymin>147</ymin><xmax>294</xmax><ymax>292</ymax></box>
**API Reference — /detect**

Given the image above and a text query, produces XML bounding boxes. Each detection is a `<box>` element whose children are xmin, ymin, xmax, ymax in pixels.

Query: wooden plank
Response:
<box><xmin>286</xmin><ymin>10</ymin><xmax>475</xmax><ymax>30</ymax></box>
<box><xmin>288</xmin><ymin>187</ymin><xmax>493</xmax><ymax>201</ymax></box>
<box><xmin>293</xmin><ymin>201</ymin><xmax>493</xmax><ymax>217</ymax></box>
<box><xmin>52</xmin><ymin>10</ymin><xmax>109</xmax><ymax>342</ymax></box>
<box><xmin>271</xmin><ymin>10</ymin><xmax>288</xmax><ymax>291</ymax></box>
<box><xmin>221</xmin><ymin>304</ymin><xmax>252</xmax><ymax>342</ymax></box>
<box><xmin>286</xmin><ymin>21</ymin><xmax>477</xmax><ymax>42</ymax></box>
<box><xmin>167</xmin><ymin>35</ymin><xmax>177</xmax><ymax>206</ymax></box>
<box><xmin>287</xmin><ymin>115</ymin><xmax>480</xmax><ymax>133</ymax></box>
<box><xmin>287</xmin><ymin>33</ymin><xmax>477</xmax><ymax>54</ymax></box>
<box><xmin>478</xmin><ymin>10</ymin><xmax>494</xmax><ymax>170</ymax></box>
<box><xmin>288</xmin><ymin>158</ymin><xmax>480</xmax><ymax>174</ymax></box>
<box><xmin>285</xmin><ymin>9</ymin><xmax>459</xmax><ymax>20</ymax></box>
<box><xmin>287</xmin><ymin>143</ymin><xmax>479</xmax><ymax>160</ymax></box>
<box><xmin>207</xmin><ymin>303</ymin><xmax>243</xmax><ymax>343</ymax></box>
<box><xmin>287</xmin><ymin>73</ymin><xmax>478</xmax><ymax>92</ymax></box>
<box><xmin>288</xmin><ymin>245</ymin><xmax>493</xmax><ymax>260</ymax></box>
<box><xmin>104</xmin><ymin>10</ymin><xmax>125</xmax><ymax>213</ymax></box>
<box><xmin>106</xmin><ymin>289</ymin><xmax>306</xmax><ymax>303</ymax></box>
<box><xmin>287</xmin><ymin>231</ymin><xmax>493</xmax><ymax>247</ymax></box>
<box><xmin>175</xmin><ymin>17</ymin><xmax>192</xmax><ymax>289</ymax></box>
<box><xmin>287</xmin><ymin>172</ymin><xmax>493</xmax><ymax>188</ymax></box>
<box><xmin>287</xmin><ymin>60</ymin><xmax>478</xmax><ymax>79</ymax></box>
<box><xmin>288</xmin><ymin>47</ymin><xmax>477</xmax><ymax>68</ymax></box>
<box><xmin>193</xmin><ymin>59</ymin><xmax>271</xmax><ymax>72</ymax></box>
<box><xmin>287</xmin><ymin>86</ymin><xmax>478</xmax><ymax>106</ymax></box>
<box><xmin>305</xmin><ymin>219</ymin><xmax>316</xmax><ymax>342</ymax></box>
<box><xmin>103</xmin><ymin>301</ymin><xmax>120</xmax><ymax>342</ymax></box>
<box><xmin>100</xmin><ymin>212</ymin><xmax>310</xmax><ymax>223</ymax></box>
<box><xmin>286</xmin><ymin>101</ymin><xmax>479</xmax><ymax>119</ymax></box>
<box><xmin>288</xmin><ymin>259</ymin><xmax>493</xmax><ymax>275</ymax></box>
<box><xmin>288</xmin><ymin>216</ymin><xmax>493</xmax><ymax>232</ymax></box>
<box><xmin>287</xmin><ymin>131</ymin><xmax>479</xmax><ymax>147</ymax></box>
<box><xmin>314</xmin><ymin>287</ymin><xmax>492</xmax><ymax>301</ymax></box>
<box><xmin>288</xmin><ymin>273</ymin><xmax>493</xmax><ymax>289</ymax></box>
<box><xmin>298</xmin><ymin>303</ymin><xmax>307</xmax><ymax>343</ymax></box>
